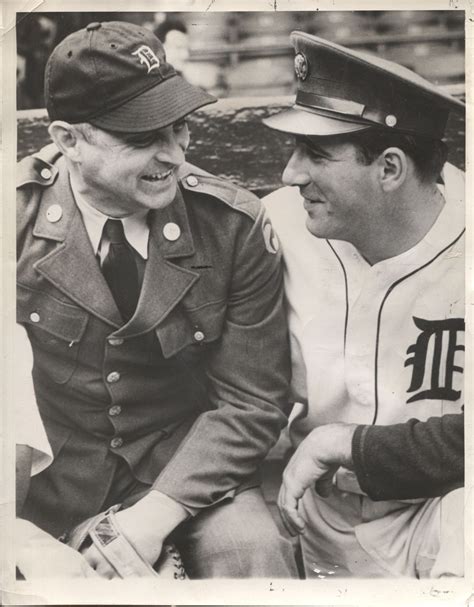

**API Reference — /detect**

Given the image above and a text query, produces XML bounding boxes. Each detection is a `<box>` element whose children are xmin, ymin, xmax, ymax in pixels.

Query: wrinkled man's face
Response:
<box><xmin>77</xmin><ymin>119</ymin><xmax>190</xmax><ymax>216</ymax></box>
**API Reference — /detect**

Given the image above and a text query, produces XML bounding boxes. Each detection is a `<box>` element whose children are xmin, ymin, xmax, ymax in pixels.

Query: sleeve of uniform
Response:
<box><xmin>352</xmin><ymin>413</ymin><xmax>464</xmax><ymax>501</ymax></box>
<box><xmin>153</xmin><ymin>203</ymin><xmax>291</xmax><ymax>510</ymax></box>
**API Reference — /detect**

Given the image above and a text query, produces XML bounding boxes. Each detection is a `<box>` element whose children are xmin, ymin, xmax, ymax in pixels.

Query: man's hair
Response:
<box><xmin>344</xmin><ymin>128</ymin><xmax>448</xmax><ymax>183</ymax></box>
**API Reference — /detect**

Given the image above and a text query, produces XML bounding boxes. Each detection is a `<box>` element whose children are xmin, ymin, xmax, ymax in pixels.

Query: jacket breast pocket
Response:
<box><xmin>156</xmin><ymin>299</ymin><xmax>226</xmax><ymax>361</ymax></box>
<box><xmin>17</xmin><ymin>285</ymin><xmax>89</xmax><ymax>384</ymax></box>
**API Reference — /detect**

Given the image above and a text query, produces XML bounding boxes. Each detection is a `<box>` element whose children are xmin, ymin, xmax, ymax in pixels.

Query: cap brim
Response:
<box><xmin>89</xmin><ymin>75</ymin><xmax>216</xmax><ymax>133</ymax></box>
<box><xmin>263</xmin><ymin>106</ymin><xmax>373</xmax><ymax>136</ymax></box>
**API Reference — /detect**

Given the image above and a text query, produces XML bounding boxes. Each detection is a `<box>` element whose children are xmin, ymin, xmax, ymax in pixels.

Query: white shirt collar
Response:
<box><xmin>71</xmin><ymin>178</ymin><xmax>149</xmax><ymax>260</ymax></box>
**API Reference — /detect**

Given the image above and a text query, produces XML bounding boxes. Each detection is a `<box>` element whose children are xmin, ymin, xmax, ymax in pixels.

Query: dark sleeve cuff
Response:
<box><xmin>351</xmin><ymin>424</ymin><xmax>372</xmax><ymax>492</ymax></box>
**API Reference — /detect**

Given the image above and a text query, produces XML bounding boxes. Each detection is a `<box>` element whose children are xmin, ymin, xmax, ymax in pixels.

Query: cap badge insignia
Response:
<box><xmin>132</xmin><ymin>45</ymin><xmax>161</xmax><ymax>74</ymax></box>
<box><xmin>294</xmin><ymin>53</ymin><xmax>309</xmax><ymax>80</ymax></box>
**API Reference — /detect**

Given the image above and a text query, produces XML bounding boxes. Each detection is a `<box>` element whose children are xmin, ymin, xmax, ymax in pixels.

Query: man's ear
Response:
<box><xmin>48</xmin><ymin>121</ymin><xmax>83</xmax><ymax>162</ymax></box>
<box><xmin>376</xmin><ymin>147</ymin><xmax>408</xmax><ymax>193</ymax></box>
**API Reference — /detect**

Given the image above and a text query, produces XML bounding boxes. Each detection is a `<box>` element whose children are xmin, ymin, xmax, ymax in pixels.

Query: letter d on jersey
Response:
<box><xmin>405</xmin><ymin>317</ymin><xmax>464</xmax><ymax>404</ymax></box>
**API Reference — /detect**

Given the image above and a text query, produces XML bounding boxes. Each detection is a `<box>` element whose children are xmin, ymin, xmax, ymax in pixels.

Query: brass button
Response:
<box><xmin>186</xmin><ymin>175</ymin><xmax>199</xmax><ymax>187</ymax></box>
<box><xmin>29</xmin><ymin>312</ymin><xmax>40</xmax><ymax>323</ymax></box>
<box><xmin>106</xmin><ymin>371</ymin><xmax>121</xmax><ymax>383</ymax></box>
<box><xmin>40</xmin><ymin>168</ymin><xmax>52</xmax><ymax>180</ymax></box>
<box><xmin>193</xmin><ymin>330</ymin><xmax>205</xmax><ymax>342</ymax></box>
<box><xmin>110</xmin><ymin>437</ymin><xmax>123</xmax><ymax>448</ymax></box>
<box><xmin>108</xmin><ymin>338</ymin><xmax>124</xmax><ymax>346</ymax></box>
<box><xmin>108</xmin><ymin>405</ymin><xmax>122</xmax><ymax>416</ymax></box>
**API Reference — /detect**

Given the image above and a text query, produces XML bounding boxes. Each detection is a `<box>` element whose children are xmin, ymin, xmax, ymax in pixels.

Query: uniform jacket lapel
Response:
<box><xmin>32</xmin><ymin>159</ymin><xmax>199</xmax><ymax>335</ymax></box>
<box><xmin>33</xmin><ymin>159</ymin><xmax>123</xmax><ymax>327</ymax></box>
<box><xmin>114</xmin><ymin>186</ymin><xmax>199</xmax><ymax>338</ymax></box>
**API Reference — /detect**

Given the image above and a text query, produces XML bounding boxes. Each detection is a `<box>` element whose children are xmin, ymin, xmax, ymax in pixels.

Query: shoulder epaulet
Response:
<box><xmin>17</xmin><ymin>143</ymin><xmax>62</xmax><ymax>189</ymax></box>
<box><xmin>178</xmin><ymin>162</ymin><xmax>261</xmax><ymax>221</ymax></box>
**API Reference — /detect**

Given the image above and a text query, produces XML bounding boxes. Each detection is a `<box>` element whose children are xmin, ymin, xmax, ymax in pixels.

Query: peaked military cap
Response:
<box><xmin>264</xmin><ymin>31</ymin><xmax>464</xmax><ymax>139</ymax></box>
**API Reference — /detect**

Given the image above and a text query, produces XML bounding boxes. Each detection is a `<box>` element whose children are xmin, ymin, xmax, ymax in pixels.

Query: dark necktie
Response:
<box><xmin>101</xmin><ymin>219</ymin><xmax>140</xmax><ymax>323</ymax></box>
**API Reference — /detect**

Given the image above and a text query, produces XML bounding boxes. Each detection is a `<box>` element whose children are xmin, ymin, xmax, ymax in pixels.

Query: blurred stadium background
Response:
<box><xmin>16</xmin><ymin>10</ymin><xmax>465</xmax><ymax>108</ymax></box>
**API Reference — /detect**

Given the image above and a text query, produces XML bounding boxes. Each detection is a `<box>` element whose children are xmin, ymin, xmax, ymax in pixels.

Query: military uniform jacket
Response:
<box><xmin>17</xmin><ymin>145</ymin><xmax>290</xmax><ymax>536</ymax></box>
<box><xmin>264</xmin><ymin>163</ymin><xmax>464</xmax><ymax>495</ymax></box>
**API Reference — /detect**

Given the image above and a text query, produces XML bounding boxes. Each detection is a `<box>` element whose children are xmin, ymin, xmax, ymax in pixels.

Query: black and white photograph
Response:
<box><xmin>1</xmin><ymin>0</ymin><xmax>471</xmax><ymax>604</ymax></box>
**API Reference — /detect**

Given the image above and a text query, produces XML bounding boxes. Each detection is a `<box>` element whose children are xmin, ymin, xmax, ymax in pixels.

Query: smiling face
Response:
<box><xmin>282</xmin><ymin>136</ymin><xmax>380</xmax><ymax>247</ymax></box>
<box><xmin>74</xmin><ymin>119</ymin><xmax>190</xmax><ymax>217</ymax></box>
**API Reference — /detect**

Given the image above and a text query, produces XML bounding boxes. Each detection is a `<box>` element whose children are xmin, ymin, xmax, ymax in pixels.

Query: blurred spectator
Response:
<box><xmin>154</xmin><ymin>17</ymin><xmax>226</xmax><ymax>95</ymax></box>
<box><xmin>154</xmin><ymin>18</ymin><xmax>190</xmax><ymax>75</ymax></box>
<box><xmin>140</xmin><ymin>12</ymin><xmax>167</xmax><ymax>33</ymax></box>
<box><xmin>17</xmin><ymin>14</ymin><xmax>58</xmax><ymax>109</ymax></box>
<box><xmin>17</xmin><ymin>53</ymin><xmax>34</xmax><ymax>109</ymax></box>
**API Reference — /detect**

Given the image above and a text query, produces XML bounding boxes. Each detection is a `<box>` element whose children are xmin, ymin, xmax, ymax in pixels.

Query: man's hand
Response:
<box><xmin>15</xmin><ymin>518</ymin><xmax>98</xmax><ymax>579</ymax></box>
<box><xmin>82</xmin><ymin>490</ymin><xmax>188</xmax><ymax>578</ymax></box>
<box><xmin>278</xmin><ymin>423</ymin><xmax>357</xmax><ymax>536</ymax></box>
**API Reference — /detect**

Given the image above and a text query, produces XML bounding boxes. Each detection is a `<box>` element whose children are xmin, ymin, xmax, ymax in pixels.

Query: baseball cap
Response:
<box><xmin>45</xmin><ymin>21</ymin><xmax>217</xmax><ymax>132</ymax></box>
<box><xmin>264</xmin><ymin>31</ymin><xmax>464</xmax><ymax>138</ymax></box>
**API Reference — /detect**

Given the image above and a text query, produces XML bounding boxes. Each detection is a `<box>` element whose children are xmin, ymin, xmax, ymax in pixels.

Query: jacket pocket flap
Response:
<box><xmin>17</xmin><ymin>284</ymin><xmax>89</xmax><ymax>343</ymax></box>
<box><xmin>156</xmin><ymin>300</ymin><xmax>226</xmax><ymax>359</ymax></box>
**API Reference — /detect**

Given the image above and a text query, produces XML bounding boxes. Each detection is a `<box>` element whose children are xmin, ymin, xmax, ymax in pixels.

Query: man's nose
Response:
<box><xmin>155</xmin><ymin>132</ymin><xmax>187</xmax><ymax>166</ymax></box>
<box><xmin>282</xmin><ymin>148</ymin><xmax>310</xmax><ymax>187</ymax></box>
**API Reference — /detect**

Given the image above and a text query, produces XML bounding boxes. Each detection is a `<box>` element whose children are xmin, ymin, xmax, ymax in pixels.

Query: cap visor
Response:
<box><xmin>89</xmin><ymin>75</ymin><xmax>216</xmax><ymax>133</ymax></box>
<box><xmin>263</xmin><ymin>106</ymin><xmax>372</xmax><ymax>136</ymax></box>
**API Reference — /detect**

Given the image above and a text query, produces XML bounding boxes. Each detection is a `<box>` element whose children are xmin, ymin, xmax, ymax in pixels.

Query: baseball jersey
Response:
<box><xmin>264</xmin><ymin>162</ymin><xmax>464</xmax><ymax>493</ymax></box>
